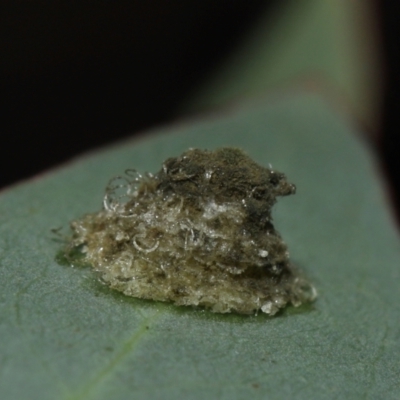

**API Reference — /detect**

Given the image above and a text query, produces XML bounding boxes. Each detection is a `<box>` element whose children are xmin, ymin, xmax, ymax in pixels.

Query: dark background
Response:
<box><xmin>380</xmin><ymin>0</ymin><xmax>400</xmax><ymax>223</ymax></box>
<box><xmin>1</xmin><ymin>1</ymin><xmax>399</xmax><ymax>220</ymax></box>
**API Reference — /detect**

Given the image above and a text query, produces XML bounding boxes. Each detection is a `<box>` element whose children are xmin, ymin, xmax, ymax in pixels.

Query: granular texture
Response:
<box><xmin>68</xmin><ymin>148</ymin><xmax>316</xmax><ymax>315</ymax></box>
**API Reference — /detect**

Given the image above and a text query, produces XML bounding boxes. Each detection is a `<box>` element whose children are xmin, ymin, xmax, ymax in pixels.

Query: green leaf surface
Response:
<box><xmin>187</xmin><ymin>0</ymin><xmax>381</xmax><ymax>129</ymax></box>
<box><xmin>1</xmin><ymin>93</ymin><xmax>399</xmax><ymax>399</ymax></box>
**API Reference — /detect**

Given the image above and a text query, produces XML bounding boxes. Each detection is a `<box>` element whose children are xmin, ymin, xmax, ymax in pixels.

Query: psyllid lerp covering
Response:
<box><xmin>67</xmin><ymin>148</ymin><xmax>316</xmax><ymax>315</ymax></box>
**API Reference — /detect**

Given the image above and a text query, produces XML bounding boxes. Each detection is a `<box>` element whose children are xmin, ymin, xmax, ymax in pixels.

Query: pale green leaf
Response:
<box><xmin>187</xmin><ymin>0</ymin><xmax>381</xmax><ymax>129</ymax></box>
<box><xmin>1</xmin><ymin>93</ymin><xmax>399</xmax><ymax>399</ymax></box>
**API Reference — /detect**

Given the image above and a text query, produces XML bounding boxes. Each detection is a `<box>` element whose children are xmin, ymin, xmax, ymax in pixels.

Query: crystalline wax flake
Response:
<box><xmin>68</xmin><ymin>148</ymin><xmax>316</xmax><ymax>315</ymax></box>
